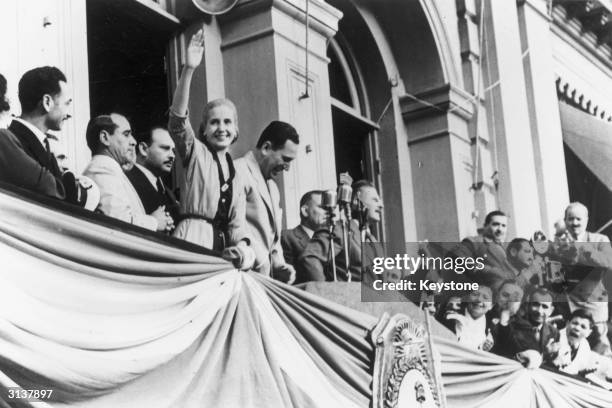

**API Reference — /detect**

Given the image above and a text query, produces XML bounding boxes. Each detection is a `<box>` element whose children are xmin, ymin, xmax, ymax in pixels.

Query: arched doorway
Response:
<box><xmin>326</xmin><ymin>0</ymin><xmax>462</xmax><ymax>244</ymax></box>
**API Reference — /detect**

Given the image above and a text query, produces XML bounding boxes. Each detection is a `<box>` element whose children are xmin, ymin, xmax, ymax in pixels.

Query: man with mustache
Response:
<box><xmin>0</xmin><ymin>66</ymin><xmax>72</xmax><ymax>199</ymax></box>
<box><xmin>506</xmin><ymin>238</ymin><xmax>538</xmax><ymax>289</ymax></box>
<box><xmin>126</xmin><ymin>126</ymin><xmax>180</xmax><ymax>228</ymax></box>
<box><xmin>552</xmin><ymin>202</ymin><xmax>612</xmax><ymax>350</ymax></box>
<box><xmin>492</xmin><ymin>288</ymin><xmax>559</xmax><ymax>367</ymax></box>
<box><xmin>450</xmin><ymin>210</ymin><xmax>514</xmax><ymax>290</ymax></box>
<box><xmin>83</xmin><ymin>114</ymin><xmax>173</xmax><ymax>232</ymax></box>
<box><xmin>234</xmin><ymin>121</ymin><xmax>299</xmax><ymax>282</ymax></box>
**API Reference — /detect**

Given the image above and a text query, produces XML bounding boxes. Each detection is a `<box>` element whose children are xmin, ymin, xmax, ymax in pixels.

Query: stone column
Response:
<box><xmin>219</xmin><ymin>0</ymin><xmax>342</xmax><ymax>229</ymax></box>
<box><xmin>401</xmin><ymin>84</ymin><xmax>475</xmax><ymax>242</ymax></box>
<box><xmin>517</xmin><ymin>0</ymin><xmax>569</xmax><ymax>235</ymax></box>
<box><xmin>481</xmin><ymin>0</ymin><xmax>542</xmax><ymax>237</ymax></box>
<box><xmin>456</xmin><ymin>0</ymin><xmax>498</xmax><ymax>233</ymax></box>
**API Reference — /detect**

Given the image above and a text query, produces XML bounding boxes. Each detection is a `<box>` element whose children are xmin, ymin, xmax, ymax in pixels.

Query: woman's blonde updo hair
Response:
<box><xmin>198</xmin><ymin>98</ymin><xmax>239</xmax><ymax>144</ymax></box>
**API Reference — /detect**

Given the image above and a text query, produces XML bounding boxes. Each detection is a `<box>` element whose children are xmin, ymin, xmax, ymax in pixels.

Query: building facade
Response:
<box><xmin>1</xmin><ymin>0</ymin><xmax>610</xmax><ymax>245</ymax></box>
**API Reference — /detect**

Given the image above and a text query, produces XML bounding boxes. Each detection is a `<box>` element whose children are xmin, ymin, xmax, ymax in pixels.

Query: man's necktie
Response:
<box><xmin>533</xmin><ymin>327</ymin><xmax>541</xmax><ymax>343</ymax></box>
<box><xmin>156</xmin><ymin>178</ymin><xmax>168</xmax><ymax>208</ymax></box>
<box><xmin>156</xmin><ymin>178</ymin><xmax>165</xmax><ymax>194</ymax></box>
<box><xmin>43</xmin><ymin>136</ymin><xmax>61</xmax><ymax>177</ymax></box>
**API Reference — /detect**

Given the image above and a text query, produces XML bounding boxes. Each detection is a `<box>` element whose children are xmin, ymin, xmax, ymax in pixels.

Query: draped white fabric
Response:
<box><xmin>0</xmin><ymin>190</ymin><xmax>611</xmax><ymax>407</ymax></box>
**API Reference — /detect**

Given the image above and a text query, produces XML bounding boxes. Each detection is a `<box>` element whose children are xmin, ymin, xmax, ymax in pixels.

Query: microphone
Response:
<box><xmin>337</xmin><ymin>183</ymin><xmax>352</xmax><ymax>205</ymax></box>
<box><xmin>337</xmin><ymin>183</ymin><xmax>352</xmax><ymax>221</ymax></box>
<box><xmin>321</xmin><ymin>189</ymin><xmax>337</xmax><ymax>210</ymax></box>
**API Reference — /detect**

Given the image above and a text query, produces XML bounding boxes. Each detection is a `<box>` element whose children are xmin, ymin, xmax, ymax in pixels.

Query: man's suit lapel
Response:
<box><xmin>245</xmin><ymin>152</ymin><xmax>276</xmax><ymax>223</ymax></box>
<box><xmin>162</xmin><ymin>183</ymin><xmax>180</xmax><ymax>221</ymax></box>
<box><xmin>296</xmin><ymin>225</ymin><xmax>310</xmax><ymax>247</ymax></box>
<box><xmin>9</xmin><ymin>121</ymin><xmax>57</xmax><ymax>174</ymax></box>
<box><xmin>484</xmin><ymin>240</ymin><xmax>508</xmax><ymax>267</ymax></box>
<box><xmin>126</xmin><ymin>166</ymin><xmax>160</xmax><ymax>214</ymax></box>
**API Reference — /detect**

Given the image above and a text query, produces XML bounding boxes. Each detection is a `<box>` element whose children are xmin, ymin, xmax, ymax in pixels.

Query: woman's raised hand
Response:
<box><xmin>185</xmin><ymin>28</ymin><xmax>205</xmax><ymax>70</ymax></box>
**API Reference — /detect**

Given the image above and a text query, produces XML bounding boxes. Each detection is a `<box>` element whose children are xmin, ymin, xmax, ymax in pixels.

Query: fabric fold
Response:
<box><xmin>1</xmin><ymin>190</ymin><xmax>611</xmax><ymax>407</ymax></box>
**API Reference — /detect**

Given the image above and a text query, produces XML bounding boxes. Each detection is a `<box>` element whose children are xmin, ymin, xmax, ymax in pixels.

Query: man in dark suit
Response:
<box><xmin>281</xmin><ymin>190</ymin><xmax>325</xmax><ymax>268</ymax></box>
<box><xmin>449</xmin><ymin>210</ymin><xmax>514</xmax><ymax>290</ymax></box>
<box><xmin>0</xmin><ymin>66</ymin><xmax>72</xmax><ymax>199</ymax></box>
<box><xmin>126</xmin><ymin>127</ymin><xmax>180</xmax><ymax>226</ymax></box>
<box><xmin>491</xmin><ymin>288</ymin><xmax>559</xmax><ymax>368</ymax></box>
<box><xmin>297</xmin><ymin>180</ymin><xmax>384</xmax><ymax>283</ymax></box>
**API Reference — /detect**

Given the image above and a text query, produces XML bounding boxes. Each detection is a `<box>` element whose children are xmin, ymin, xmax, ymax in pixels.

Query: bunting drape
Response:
<box><xmin>0</xmin><ymin>189</ymin><xmax>610</xmax><ymax>407</ymax></box>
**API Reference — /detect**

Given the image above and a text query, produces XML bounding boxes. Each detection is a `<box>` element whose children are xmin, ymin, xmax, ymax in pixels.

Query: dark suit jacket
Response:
<box><xmin>0</xmin><ymin>120</ymin><xmax>64</xmax><ymax>199</ymax></box>
<box><xmin>125</xmin><ymin>165</ymin><xmax>180</xmax><ymax>223</ymax></box>
<box><xmin>297</xmin><ymin>220</ymin><xmax>381</xmax><ymax>283</ymax></box>
<box><xmin>449</xmin><ymin>235</ymin><xmax>514</xmax><ymax>290</ymax></box>
<box><xmin>491</xmin><ymin>315</ymin><xmax>559</xmax><ymax>360</ymax></box>
<box><xmin>281</xmin><ymin>225</ymin><xmax>310</xmax><ymax>267</ymax></box>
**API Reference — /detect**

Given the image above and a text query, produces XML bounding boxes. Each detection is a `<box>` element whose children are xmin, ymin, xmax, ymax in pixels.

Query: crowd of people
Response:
<box><xmin>1</xmin><ymin>32</ymin><xmax>612</xmax><ymax>386</ymax></box>
<box><xmin>416</xmin><ymin>206</ymin><xmax>612</xmax><ymax>385</ymax></box>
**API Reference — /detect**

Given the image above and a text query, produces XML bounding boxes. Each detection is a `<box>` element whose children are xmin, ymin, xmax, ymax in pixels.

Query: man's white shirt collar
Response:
<box><xmin>134</xmin><ymin>163</ymin><xmax>158</xmax><ymax>190</ymax></box>
<box><xmin>13</xmin><ymin>118</ymin><xmax>47</xmax><ymax>147</ymax></box>
<box><xmin>300</xmin><ymin>224</ymin><xmax>314</xmax><ymax>239</ymax></box>
<box><xmin>574</xmin><ymin>232</ymin><xmax>587</xmax><ymax>242</ymax></box>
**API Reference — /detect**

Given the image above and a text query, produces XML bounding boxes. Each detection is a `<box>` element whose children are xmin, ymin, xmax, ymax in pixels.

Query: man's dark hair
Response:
<box><xmin>299</xmin><ymin>190</ymin><xmax>323</xmax><ymax>219</ymax></box>
<box><xmin>255</xmin><ymin>120</ymin><xmax>299</xmax><ymax>149</ymax></box>
<box><xmin>495</xmin><ymin>279</ymin><xmax>523</xmax><ymax>301</ymax></box>
<box><xmin>0</xmin><ymin>73</ymin><xmax>9</xmax><ymax>113</ymax></box>
<box><xmin>18</xmin><ymin>66</ymin><xmax>67</xmax><ymax>114</ymax></box>
<box><xmin>527</xmin><ymin>287</ymin><xmax>553</xmax><ymax>303</ymax></box>
<box><xmin>0</xmin><ymin>73</ymin><xmax>6</xmax><ymax>96</ymax></box>
<box><xmin>134</xmin><ymin>126</ymin><xmax>166</xmax><ymax>146</ymax></box>
<box><xmin>484</xmin><ymin>210</ymin><xmax>507</xmax><ymax>226</ymax></box>
<box><xmin>300</xmin><ymin>190</ymin><xmax>323</xmax><ymax>208</ymax></box>
<box><xmin>86</xmin><ymin>115</ymin><xmax>118</xmax><ymax>154</ymax></box>
<box><xmin>570</xmin><ymin>309</ymin><xmax>594</xmax><ymax>329</ymax></box>
<box><xmin>351</xmin><ymin>179</ymin><xmax>375</xmax><ymax>202</ymax></box>
<box><xmin>499</xmin><ymin>278</ymin><xmax>520</xmax><ymax>288</ymax></box>
<box><xmin>507</xmin><ymin>238</ymin><xmax>530</xmax><ymax>257</ymax></box>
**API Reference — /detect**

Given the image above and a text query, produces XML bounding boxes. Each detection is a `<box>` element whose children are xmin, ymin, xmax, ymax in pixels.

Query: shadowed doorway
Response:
<box><xmin>86</xmin><ymin>0</ymin><xmax>178</xmax><ymax>137</ymax></box>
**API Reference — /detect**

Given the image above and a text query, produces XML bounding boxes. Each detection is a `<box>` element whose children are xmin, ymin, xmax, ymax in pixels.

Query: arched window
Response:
<box><xmin>327</xmin><ymin>36</ymin><xmax>379</xmax><ymax>184</ymax></box>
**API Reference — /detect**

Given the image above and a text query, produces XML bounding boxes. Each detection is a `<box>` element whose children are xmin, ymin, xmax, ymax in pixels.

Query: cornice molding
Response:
<box><xmin>556</xmin><ymin>74</ymin><xmax>612</xmax><ymax>122</ymax></box>
<box><xmin>400</xmin><ymin>83</ymin><xmax>475</xmax><ymax>122</ymax></box>
<box><xmin>220</xmin><ymin>0</ymin><xmax>342</xmax><ymax>39</ymax></box>
<box><xmin>551</xmin><ymin>1</ymin><xmax>612</xmax><ymax>69</ymax></box>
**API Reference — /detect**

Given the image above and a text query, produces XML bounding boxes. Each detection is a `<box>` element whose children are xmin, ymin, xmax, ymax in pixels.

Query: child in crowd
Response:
<box><xmin>442</xmin><ymin>287</ymin><xmax>494</xmax><ymax>351</ymax></box>
<box><xmin>553</xmin><ymin>309</ymin><xmax>597</xmax><ymax>375</ymax></box>
<box><xmin>486</xmin><ymin>279</ymin><xmax>524</xmax><ymax>327</ymax></box>
<box><xmin>419</xmin><ymin>291</ymin><xmax>437</xmax><ymax>316</ymax></box>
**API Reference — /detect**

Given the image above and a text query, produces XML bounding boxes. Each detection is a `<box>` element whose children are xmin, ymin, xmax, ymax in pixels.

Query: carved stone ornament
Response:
<box><xmin>371</xmin><ymin>313</ymin><xmax>446</xmax><ymax>408</ymax></box>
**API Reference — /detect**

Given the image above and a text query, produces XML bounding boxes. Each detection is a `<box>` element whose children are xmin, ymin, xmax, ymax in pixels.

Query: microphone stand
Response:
<box><xmin>326</xmin><ymin>207</ymin><xmax>338</xmax><ymax>282</ymax></box>
<box><xmin>341</xmin><ymin>204</ymin><xmax>351</xmax><ymax>282</ymax></box>
<box><xmin>358</xmin><ymin>201</ymin><xmax>367</xmax><ymax>243</ymax></box>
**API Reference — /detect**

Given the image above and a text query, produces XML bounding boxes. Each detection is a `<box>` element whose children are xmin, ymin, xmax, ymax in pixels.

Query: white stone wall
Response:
<box><xmin>0</xmin><ymin>0</ymin><xmax>91</xmax><ymax>173</ymax></box>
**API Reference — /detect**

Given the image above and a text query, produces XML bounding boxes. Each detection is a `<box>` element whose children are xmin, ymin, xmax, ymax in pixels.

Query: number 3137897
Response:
<box><xmin>6</xmin><ymin>387</ymin><xmax>54</xmax><ymax>401</ymax></box>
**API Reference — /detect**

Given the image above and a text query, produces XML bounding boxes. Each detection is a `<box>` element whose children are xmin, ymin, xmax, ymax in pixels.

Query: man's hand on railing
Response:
<box><xmin>223</xmin><ymin>240</ymin><xmax>255</xmax><ymax>271</ymax></box>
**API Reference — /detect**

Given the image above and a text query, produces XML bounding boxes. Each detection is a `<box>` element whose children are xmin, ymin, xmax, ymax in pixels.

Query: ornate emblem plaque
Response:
<box><xmin>371</xmin><ymin>313</ymin><xmax>446</xmax><ymax>408</ymax></box>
